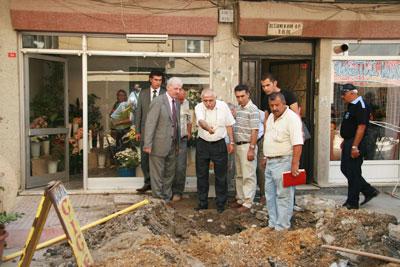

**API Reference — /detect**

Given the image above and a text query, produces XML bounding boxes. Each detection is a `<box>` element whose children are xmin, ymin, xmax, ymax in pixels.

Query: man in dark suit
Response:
<box><xmin>135</xmin><ymin>70</ymin><xmax>165</xmax><ymax>193</ymax></box>
<box><xmin>143</xmin><ymin>77</ymin><xmax>181</xmax><ymax>202</ymax></box>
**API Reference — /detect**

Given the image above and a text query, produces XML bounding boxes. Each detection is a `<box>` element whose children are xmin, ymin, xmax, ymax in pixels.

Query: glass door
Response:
<box><xmin>25</xmin><ymin>55</ymin><xmax>69</xmax><ymax>188</ymax></box>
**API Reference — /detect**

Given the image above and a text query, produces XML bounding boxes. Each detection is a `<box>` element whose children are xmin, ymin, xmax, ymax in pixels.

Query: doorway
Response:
<box><xmin>24</xmin><ymin>55</ymin><xmax>70</xmax><ymax>188</ymax></box>
<box><xmin>240</xmin><ymin>57</ymin><xmax>315</xmax><ymax>182</ymax></box>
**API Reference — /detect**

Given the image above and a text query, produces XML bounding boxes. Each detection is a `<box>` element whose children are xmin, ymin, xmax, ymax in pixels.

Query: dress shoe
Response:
<box><xmin>361</xmin><ymin>189</ymin><xmax>380</xmax><ymax>206</ymax></box>
<box><xmin>342</xmin><ymin>200</ymin><xmax>348</xmax><ymax>207</ymax></box>
<box><xmin>194</xmin><ymin>206</ymin><xmax>208</xmax><ymax>211</ymax></box>
<box><xmin>236</xmin><ymin>206</ymin><xmax>251</xmax><ymax>213</ymax></box>
<box><xmin>136</xmin><ymin>184</ymin><xmax>151</xmax><ymax>193</ymax></box>
<box><xmin>172</xmin><ymin>194</ymin><xmax>182</xmax><ymax>202</ymax></box>
<box><xmin>259</xmin><ymin>196</ymin><xmax>266</xmax><ymax>206</ymax></box>
<box><xmin>229</xmin><ymin>201</ymin><xmax>242</xmax><ymax>209</ymax></box>
<box><xmin>344</xmin><ymin>203</ymin><xmax>359</xmax><ymax>210</ymax></box>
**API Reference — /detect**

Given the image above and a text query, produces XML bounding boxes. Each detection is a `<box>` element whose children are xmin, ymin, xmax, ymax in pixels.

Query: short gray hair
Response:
<box><xmin>167</xmin><ymin>77</ymin><xmax>183</xmax><ymax>88</ymax></box>
<box><xmin>201</xmin><ymin>88</ymin><xmax>216</xmax><ymax>98</ymax></box>
<box><xmin>268</xmin><ymin>92</ymin><xmax>286</xmax><ymax>104</ymax></box>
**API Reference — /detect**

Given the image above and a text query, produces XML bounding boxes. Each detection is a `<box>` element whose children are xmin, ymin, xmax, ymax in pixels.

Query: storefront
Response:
<box><xmin>237</xmin><ymin>1</ymin><xmax>400</xmax><ymax>186</ymax></box>
<box><xmin>329</xmin><ymin>40</ymin><xmax>400</xmax><ymax>184</ymax></box>
<box><xmin>3</xmin><ymin>0</ymin><xmax>239</xmax><ymax>194</ymax></box>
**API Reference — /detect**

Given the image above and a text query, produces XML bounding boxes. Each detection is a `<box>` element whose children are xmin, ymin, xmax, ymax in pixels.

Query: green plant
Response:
<box><xmin>0</xmin><ymin>212</ymin><xmax>23</xmax><ymax>225</ymax></box>
<box><xmin>88</xmin><ymin>94</ymin><xmax>103</xmax><ymax>133</ymax></box>
<box><xmin>30</xmin><ymin>62</ymin><xmax>64</xmax><ymax>127</ymax></box>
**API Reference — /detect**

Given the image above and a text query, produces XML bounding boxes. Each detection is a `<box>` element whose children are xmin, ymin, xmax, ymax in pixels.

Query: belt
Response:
<box><xmin>236</xmin><ymin>141</ymin><xmax>249</xmax><ymax>145</ymax></box>
<box><xmin>257</xmin><ymin>135</ymin><xmax>264</xmax><ymax>143</ymax></box>
<box><xmin>199</xmin><ymin>137</ymin><xmax>224</xmax><ymax>144</ymax></box>
<box><xmin>181</xmin><ymin>136</ymin><xmax>188</xmax><ymax>139</ymax></box>
<box><xmin>266</xmin><ymin>155</ymin><xmax>286</xmax><ymax>160</ymax></box>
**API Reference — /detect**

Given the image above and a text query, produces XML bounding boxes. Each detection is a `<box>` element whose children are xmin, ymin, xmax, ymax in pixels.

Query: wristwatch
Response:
<box><xmin>249</xmin><ymin>144</ymin><xmax>256</xmax><ymax>149</ymax></box>
<box><xmin>229</xmin><ymin>142</ymin><xmax>234</xmax><ymax>145</ymax></box>
<box><xmin>351</xmin><ymin>146</ymin><xmax>358</xmax><ymax>150</ymax></box>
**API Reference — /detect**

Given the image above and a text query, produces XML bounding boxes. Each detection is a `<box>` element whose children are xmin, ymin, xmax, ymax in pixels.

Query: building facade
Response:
<box><xmin>0</xmin><ymin>0</ymin><xmax>399</xmax><ymax>211</ymax></box>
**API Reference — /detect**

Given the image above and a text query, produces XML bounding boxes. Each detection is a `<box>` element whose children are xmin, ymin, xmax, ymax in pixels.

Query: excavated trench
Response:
<box><xmin>35</xmin><ymin>195</ymin><xmax>399</xmax><ymax>267</ymax></box>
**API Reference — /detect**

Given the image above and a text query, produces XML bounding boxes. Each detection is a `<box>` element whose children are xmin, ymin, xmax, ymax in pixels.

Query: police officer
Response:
<box><xmin>339</xmin><ymin>84</ymin><xmax>379</xmax><ymax>209</ymax></box>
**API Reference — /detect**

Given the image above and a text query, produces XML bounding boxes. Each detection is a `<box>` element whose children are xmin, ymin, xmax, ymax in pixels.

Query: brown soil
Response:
<box><xmin>37</xmin><ymin>195</ymin><xmax>400</xmax><ymax>267</ymax></box>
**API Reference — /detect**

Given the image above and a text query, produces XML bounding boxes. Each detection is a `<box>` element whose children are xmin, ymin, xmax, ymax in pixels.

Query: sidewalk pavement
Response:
<box><xmin>2</xmin><ymin>189</ymin><xmax>400</xmax><ymax>265</ymax></box>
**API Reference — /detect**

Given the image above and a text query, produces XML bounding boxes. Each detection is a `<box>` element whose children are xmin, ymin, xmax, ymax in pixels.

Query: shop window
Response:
<box><xmin>330</xmin><ymin>60</ymin><xmax>400</xmax><ymax>161</ymax></box>
<box><xmin>85</xmin><ymin>56</ymin><xmax>209</xmax><ymax>178</ymax></box>
<box><xmin>22</xmin><ymin>34</ymin><xmax>82</xmax><ymax>50</ymax></box>
<box><xmin>348</xmin><ymin>43</ymin><xmax>400</xmax><ymax>56</ymax></box>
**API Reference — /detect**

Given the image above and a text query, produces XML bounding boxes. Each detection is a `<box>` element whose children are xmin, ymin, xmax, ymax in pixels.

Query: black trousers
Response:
<box><xmin>341</xmin><ymin>138</ymin><xmax>375</xmax><ymax>206</ymax></box>
<box><xmin>196</xmin><ymin>138</ymin><xmax>228</xmax><ymax>209</ymax></box>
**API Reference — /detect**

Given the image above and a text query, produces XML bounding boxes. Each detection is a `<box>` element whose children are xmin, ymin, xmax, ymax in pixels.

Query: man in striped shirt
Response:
<box><xmin>231</xmin><ymin>84</ymin><xmax>260</xmax><ymax>213</ymax></box>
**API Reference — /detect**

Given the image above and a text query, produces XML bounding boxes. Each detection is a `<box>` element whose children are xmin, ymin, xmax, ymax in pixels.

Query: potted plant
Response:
<box><xmin>88</xmin><ymin>94</ymin><xmax>103</xmax><ymax>148</ymax></box>
<box><xmin>48</xmin><ymin>136</ymin><xmax>65</xmax><ymax>174</ymax></box>
<box><xmin>0</xmin><ymin>185</ymin><xmax>23</xmax><ymax>261</ymax></box>
<box><xmin>115</xmin><ymin>147</ymin><xmax>141</xmax><ymax>177</ymax></box>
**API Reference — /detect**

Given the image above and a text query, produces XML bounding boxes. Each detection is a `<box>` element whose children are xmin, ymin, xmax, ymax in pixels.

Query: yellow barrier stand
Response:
<box><xmin>3</xmin><ymin>198</ymin><xmax>150</xmax><ymax>262</ymax></box>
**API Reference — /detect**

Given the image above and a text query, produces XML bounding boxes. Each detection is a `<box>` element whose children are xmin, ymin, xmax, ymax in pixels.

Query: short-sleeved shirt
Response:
<box><xmin>258</xmin><ymin>109</ymin><xmax>265</xmax><ymax>139</ymax></box>
<box><xmin>180</xmin><ymin>99</ymin><xmax>192</xmax><ymax>138</ymax></box>
<box><xmin>340</xmin><ymin>96</ymin><xmax>370</xmax><ymax>139</ymax></box>
<box><xmin>262</xmin><ymin>89</ymin><xmax>297</xmax><ymax>114</ymax></box>
<box><xmin>263</xmin><ymin>107</ymin><xmax>303</xmax><ymax>157</ymax></box>
<box><xmin>234</xmin><ymin>100</ymin><xmax>260</xmax><ymax>142</ymax></box>
<box><xmin>195</xmin><ymin>100</ymin><xmax>235</xmax><ymax>142</ymax></box>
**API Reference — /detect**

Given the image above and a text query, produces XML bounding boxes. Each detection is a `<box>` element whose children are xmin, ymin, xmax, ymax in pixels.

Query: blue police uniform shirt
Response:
<box><xmin>340</xmin><ymin>96</ymin><xmax>370</xmax><ymax>139</ymax></box>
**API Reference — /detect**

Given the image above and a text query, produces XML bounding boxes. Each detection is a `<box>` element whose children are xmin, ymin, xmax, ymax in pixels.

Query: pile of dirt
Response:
<box><xmin>38</xmin><ymin>195</ymin><xmax>399</xmax><ymax>267</ymax></box>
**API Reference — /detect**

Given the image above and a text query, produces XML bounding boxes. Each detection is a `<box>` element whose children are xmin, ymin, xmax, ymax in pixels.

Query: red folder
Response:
<box><xmin>282</xmin><ymin>169</ymin><xmax>306</xmax><ymax>187</ymax></box>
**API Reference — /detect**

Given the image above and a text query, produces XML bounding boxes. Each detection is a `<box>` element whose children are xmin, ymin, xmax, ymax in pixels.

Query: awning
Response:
<box><xmin>10</xmin><ymin>0</ymin><xmax>218</xmax><ymax>36</ymax></box>
<box><xmin>239</xmin><ymin>1</ymin><xmax>400</xmax><ymax>39</ymax></box>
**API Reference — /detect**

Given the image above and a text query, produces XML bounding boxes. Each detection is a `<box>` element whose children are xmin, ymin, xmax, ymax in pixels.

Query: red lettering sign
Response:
<box><xmin>8</xmin><ymin>52</ymin><xmax>16</xmax><ymax>58</ymax></box>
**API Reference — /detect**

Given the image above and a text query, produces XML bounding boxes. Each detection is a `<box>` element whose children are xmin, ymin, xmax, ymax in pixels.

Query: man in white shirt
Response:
<box><xmin>262</xmin><ymin>92</ymin><xmax>303</xmax><ymax>230</ymax></box>
<box><xmin>194</xmin><ymin>89</ymin><xmax>235</xmax><ymax>213</ymax></box>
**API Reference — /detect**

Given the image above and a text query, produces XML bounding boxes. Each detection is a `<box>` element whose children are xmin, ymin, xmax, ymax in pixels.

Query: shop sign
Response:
<box><xmin>18</xmin><ymin>181</ymin><xmax>93</xmax><ymax>267</ymax></box>
<box><xmin>334</xmin><ymin>60</ymin><xmax>400</xmax><ymax>86</ymax></box>
<box><xmin>267</xmin><ymin>22</ymin><xmax>303</xmax><ymax>36</ymax></box>
<box><xmin>47</xmin><ymin>182</ymin><xmax>93</xmax><ymax>266</ymax></box>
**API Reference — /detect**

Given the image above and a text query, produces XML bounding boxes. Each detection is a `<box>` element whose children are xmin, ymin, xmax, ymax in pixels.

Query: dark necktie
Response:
<box><xmin>152</xmin><ymin>89</ymin><xmax>157</xmax><ymax>101</ymax></box>
<box><xmin>172</xmin><ymin>99</ymin><xmax>177</xmax><ymax>140</ymax></box>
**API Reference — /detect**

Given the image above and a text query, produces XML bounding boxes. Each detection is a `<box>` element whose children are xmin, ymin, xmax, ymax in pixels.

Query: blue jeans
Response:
<box><xmin>264</xmin><ymin>156</ymin><xmax>294</xmax><ymax>230</ymax></box>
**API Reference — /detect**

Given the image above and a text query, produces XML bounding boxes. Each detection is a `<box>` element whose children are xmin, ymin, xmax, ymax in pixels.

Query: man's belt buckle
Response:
<box><xmin>235</xmin><ymin>141</ymin><xmax>250</xmax><ymax>145</ymax></box>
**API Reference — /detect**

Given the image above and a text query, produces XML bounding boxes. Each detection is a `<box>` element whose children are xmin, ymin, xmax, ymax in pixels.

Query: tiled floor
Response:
<box><xmin>5</xmin><ymin>194</ymin><xmax>115</xmax><ymax>252</ymax></box>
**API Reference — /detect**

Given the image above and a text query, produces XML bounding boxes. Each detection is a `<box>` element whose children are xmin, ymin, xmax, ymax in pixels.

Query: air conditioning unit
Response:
<box><xmin>126</xmin><ymin>34</ymin><xmax>168</xmax><ymax>43</ymax></box>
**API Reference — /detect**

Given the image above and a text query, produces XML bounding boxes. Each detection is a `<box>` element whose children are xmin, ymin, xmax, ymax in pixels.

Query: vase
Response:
<box><xmin>97</xmin><ymin>152</ymin><xmax>106</xmax><ymax>169</ymax></box>
<box><xmin>41</xmin><ymin>140</ymin><xmax>50</xmax><ymax>156</ymax></box>
<box><xmin>117</xmin><ymin>167</ymin><xmax>136</xmax><ymax>177</ymax></box>
<box><xmin>31</xmin><ymin>142</ymin><xmax>41</xmax><ymax>159</ymax></box>
<box><xmin>48</xmin><ymin>160</ymin><xmax>58</xmax><ymax>174</ymax></box>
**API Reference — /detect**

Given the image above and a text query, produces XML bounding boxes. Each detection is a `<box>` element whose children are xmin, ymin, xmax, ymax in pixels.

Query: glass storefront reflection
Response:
<box><xmin>330</xmin><ymin>60</ymin><xmax>400</xmax><ymax>161</ymax></box>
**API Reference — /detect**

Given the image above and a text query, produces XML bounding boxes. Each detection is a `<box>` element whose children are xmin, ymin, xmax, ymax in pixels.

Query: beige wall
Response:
<box><xmin>314</xmin><ymin>39</ymin><xmax>333</xmax><ymax>186</ymax></box>
<box><xmin>0</xmin><ymin>0</ymin><xmax>20</xmax><ymax>212</ymax></box>
<box><xmin>212</xmin><ymin>24</ymin><xmax>239</xmax><ymax>103</ymax></box>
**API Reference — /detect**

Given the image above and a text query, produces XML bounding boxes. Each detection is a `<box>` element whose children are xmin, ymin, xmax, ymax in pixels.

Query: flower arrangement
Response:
<box><xmin>115</xmin><ymin>147</ymin><xmax>140</xmax><ymax>168</ymax></box>
<box><xmin>187</xmin><ymin>88</ymin><xmax>201</xmax><ymax>109</ymax></box>
<box><xmin>30</xmin><ymin>116</ymin><xmax>49</xmax><ymax>142</ymax></box>
<box><xmin>69</xmin><ymin>127</ymin><xmax>83</xmax><ymax>155</ymax></box>
<box><xmin>122</xmin><ymin>127</ymin><xmax>140</xmax><ymax>147</ymax></box>
<box><xmin>30</xmin><ymin>116</ymin><xmax>48</xmax><ymax>129</ymax></box>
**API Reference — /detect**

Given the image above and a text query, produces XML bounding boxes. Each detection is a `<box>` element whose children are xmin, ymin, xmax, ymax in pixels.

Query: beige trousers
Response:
<box><xmin>235</xmin><ymin>143</ymin><xmax>257</xmax><ymax>208</ymax></box>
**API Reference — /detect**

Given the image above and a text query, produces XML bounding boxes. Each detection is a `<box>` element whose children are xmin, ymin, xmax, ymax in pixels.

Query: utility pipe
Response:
<box><xmin>322</xmin><ymin>244</ymin><xmax>400</xmax><ymax>264</ymax></box>
<box><xmin>3</xmin><ymin>199</ymin><xmax>150</xmax><ymax>262</ymax></box>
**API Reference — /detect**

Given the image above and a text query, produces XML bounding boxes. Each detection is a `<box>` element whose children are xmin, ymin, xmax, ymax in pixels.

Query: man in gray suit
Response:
<box><xmin>135</xmin><ymin>70</ymin><xmax>165</xmax><ymax>193</ymax></box>
<box><xmin>143</xmin><ymin>77</ymin><xmax>181</xmax><ymax>202</ymax></box>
